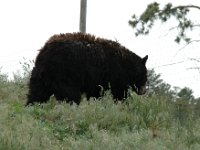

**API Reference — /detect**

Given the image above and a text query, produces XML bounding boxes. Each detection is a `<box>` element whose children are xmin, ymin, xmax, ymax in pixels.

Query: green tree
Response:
<box><xmin>174</xmin><ymin>87</ymin><xmax>197</xmax><ymax>124</ymax></box>
<box><xmin>177</xmin><ymin>87</ymin><xmax>194</xmax><ymax>101</ymax></box>
<box><xmin>147</xmin><ymin>69</ymin><xmax>198</xmax><ymax>101</ymax></box>
<box><xmin>147</xmin><ymin>69</ymin><xmax>163</xmax><ymax>94</ymax></box>
<box><xmin>129</xmin><ymin>2</ymin><xmax>200</xmax><ymax>43</ymax></box>
<box><xmin>147</xmin><ymin>69</ymin><xmax>176</xmax><ymax>99</ymax></box>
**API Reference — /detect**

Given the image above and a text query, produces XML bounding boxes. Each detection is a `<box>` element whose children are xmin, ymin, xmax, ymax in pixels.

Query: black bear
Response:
<box><xmin>27</xmin><ymin>32</ymin><xmax>148</xmax><ymax>105</ymax></box>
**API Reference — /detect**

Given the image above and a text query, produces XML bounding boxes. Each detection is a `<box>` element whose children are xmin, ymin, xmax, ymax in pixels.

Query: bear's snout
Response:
<box><xmin>138</xmin><ymin>86</ymin><xmax>146</xmax><ymax>95</ymax></box>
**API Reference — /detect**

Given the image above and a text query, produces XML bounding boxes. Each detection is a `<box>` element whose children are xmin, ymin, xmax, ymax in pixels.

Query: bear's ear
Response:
<box><xmin>142</xmin><ymin>55</ymin><xmax>148</xmax><ymax>64</ymax></box>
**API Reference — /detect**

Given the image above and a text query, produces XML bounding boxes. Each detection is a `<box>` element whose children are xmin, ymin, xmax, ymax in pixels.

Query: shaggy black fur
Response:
<box><xmin>27</xmin><ymin>32</ymin><xmax>148</xmax><ymax>105</ymax></box>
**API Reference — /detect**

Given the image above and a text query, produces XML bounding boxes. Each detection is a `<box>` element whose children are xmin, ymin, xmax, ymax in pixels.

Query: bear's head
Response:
<box><xmin>133</xmin><ymin>55</ymin><xmax>148</xmax><ymax>95</ymax></box>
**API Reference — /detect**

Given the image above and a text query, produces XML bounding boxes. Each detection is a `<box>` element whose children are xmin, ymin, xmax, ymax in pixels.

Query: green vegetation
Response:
<box><xmin>0</xmin><ymin>65</ymin><xmax>200</xmax><ymax>150</ymax></box>
<box><xmin>129</xmin><ymin>2</ymin><xmax>200</xmax><ymax>44</ymax></box>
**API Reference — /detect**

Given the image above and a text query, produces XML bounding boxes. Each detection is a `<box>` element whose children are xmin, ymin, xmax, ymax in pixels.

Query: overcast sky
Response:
<box><xmin>0</xmin><ymin>0</ymin><xmax>199</xmax><ymax>97</ymax></box>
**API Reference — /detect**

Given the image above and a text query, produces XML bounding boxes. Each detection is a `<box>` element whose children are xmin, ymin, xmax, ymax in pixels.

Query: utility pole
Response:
<box><xmin>79</xmin><ymin>0</ymin><xmax>87</xmax><ymax>33</ymax></box>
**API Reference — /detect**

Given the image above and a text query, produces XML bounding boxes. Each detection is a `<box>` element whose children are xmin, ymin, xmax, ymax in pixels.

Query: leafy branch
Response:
<box><xmin>129</xmin><ymin>2</ymin><xmax>200</xmax><ymax>43</ymax></box>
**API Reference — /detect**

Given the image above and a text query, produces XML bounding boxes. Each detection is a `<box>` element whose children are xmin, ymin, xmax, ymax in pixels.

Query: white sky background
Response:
<box><xmin>0</xmin><ymin>0</ymin><xmax>199</xmax><ymax>97</ymax></box>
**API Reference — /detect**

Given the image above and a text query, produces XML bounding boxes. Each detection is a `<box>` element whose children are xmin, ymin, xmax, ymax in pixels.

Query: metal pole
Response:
<box><xmin>79</xmin><ymin>0</ymin><xmax>87</xmax><ymax>33</ymax></box>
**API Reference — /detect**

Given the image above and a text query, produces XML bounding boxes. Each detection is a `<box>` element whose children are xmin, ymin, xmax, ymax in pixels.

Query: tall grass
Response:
<box><xmin>0</xmin><ymin>66</ymin><xmax>200</xmax><ymax>149</ymax></box>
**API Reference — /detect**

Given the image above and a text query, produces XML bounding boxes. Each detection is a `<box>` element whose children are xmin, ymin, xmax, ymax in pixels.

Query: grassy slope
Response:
<box><xmin>0</xmin><ymin>77</ymin><xmax>200</xmax><ymax>150</ymax></box>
